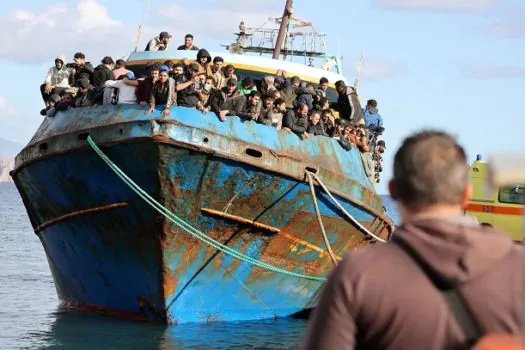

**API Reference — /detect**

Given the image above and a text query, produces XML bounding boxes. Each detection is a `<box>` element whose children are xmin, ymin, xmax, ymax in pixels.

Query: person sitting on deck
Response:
<box><xmin>235</xmin><ymin>90</ymin><xmax>262</xmax><ymax>121</ymax></box>
<box><xmin>40</xmin><ymin>55</ymin><xmax>70</xmax><ymax>107</ymax></box>
<box><xmin>92</xmin><ymin>56</ymin><xmax>114</xmax><ymax>90</ymax></box>
<box><xmin>363</xmin><ymin>99</ymin><xmax>384</xmax><ymax>129</ymax></box>
<box><xmin>176</xmin><ymin>63</ymin><xmax>201</xmax><ymax>108</ymax></box>
<box><xmin>146</xmin><ymin>65</ymin><xmax>176</xmax><ymax>117</ymax></box>
<box><xmin>208</xmin><ymin>77</ymin><xmax>241</xmax><ymax>118</ymax></box>
<box><xmin>316</xmin><ymin>77</ymin><xmax>329</xmax><ymax>102</ymax></box>
<box><xmin>132</xmin><ymin>64</ymin><xmax>159</xmax><ymax>105</ymax></box>
<box><xmin>261</xmin><ymin>76</ymin><xmax>276</xmax><ymax>95</ymax></box>
<box><xmin>40</xmin><ymin>93</ymin><xmax>62</xmax><ymax>117</ymax></box>
<box><xmin>171</xmin><ymin>64</ymin><xmax>184</xmax><ymax>82</ymax></box>
<box><xmin>321</xmin><ymin>109</ymin><xmax>335</xmax><ymax>136</ymax></box>
<box><xmin>293</xmin><ymin>83</ymin><xmax>315</xmax><ymax>111</ymax></box>
<box><xmin>145</xmin><ymin>31</ymin><xmax>172</xmax><ymax>51</ymax></box>
<box><xmin>112</xmin><ymin>59</ymin><xmax>132</xmax><ymax>80</ymax></box>
<box><xmin>257</xmin><ymin>92</ymin><xmax>276</xmax><ymax>126</ymax></box>
<box><xmin>331</xmin><ymin>80</ymin><xmax>364</xmax><ymax>125</ymax></box>
<box><xmin>281</xmin><ymin>76</ymin><xmax>301</xmax><ymax>110</ymax></box>
<box><xmin>194</xmin><ymin>49</ymin><xmax>213</xmax><ymax>76</ymax></box>
<box><xmin>197</xmin><ymin>76</ymin><xmax>215</xmax><ymax>113</ymax></box>
<box><xmin>211</xmin><ymin>56</ymin><xmax>225</xmax><ymax>90</ymax></box>
<box><xmin>307</xmin><ymin>110</ymin><xmax>328</xmax><ymax>137</ymax></box>
<box><xmin>103</xmin><ymin>72</ymin><xmax>138</xmax><ymax>105</ymax></box>
<box><xmin>282</xmin><ymin>102</ymin><xmax>310</xmax><ymax>139</ymax></box>
<box><xmin>73</xmin><ymin>79</ymin><xmax>96</xmax><ymax>108</ymax></box>
<box><xmin>68</xmin><ymin>52</ymin><xmax>94</xmax><ymax>86</ymax></box>
<box><xmin>270</xmin><ymin>98</ymin><xmax>286</xmax><ymax>130</ymax></box>
<box><xmin>238</xmin><ymin>77</ymin><xmax>257</xmax><ymax>96</ymax></box>
<box><xmin>223</xmin><ymin>64</ymin><xmax>238</xmax><ymax>82</ymax></box>
<box><xmin>177</xmin><ymin>34</ymin><xmax>199</xmax><ymax>51</ymax></box>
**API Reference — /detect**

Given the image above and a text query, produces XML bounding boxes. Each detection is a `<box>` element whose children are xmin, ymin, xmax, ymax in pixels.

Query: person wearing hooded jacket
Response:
<box><xmin>331</xmin><ymin>80</ymin><xmax>365</xmax><ymax>125</ymax></box>
<box><xmin>302</xmin><ymin>130</ymin><xmax>524</xmax><ymax>350</ymax></box>
<box><xmin>40</xmin><ymin>55</ymin><xmax>70</xmax><ymax>106</ymax></box>
<box><xmin>194</xmin><ymin>49</ymin><xmax>213</xmax><ymax>77</ymax></box>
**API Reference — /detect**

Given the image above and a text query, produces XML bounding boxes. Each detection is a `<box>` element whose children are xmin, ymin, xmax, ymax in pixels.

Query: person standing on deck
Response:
<box><xmin>177</xmin><ymin>34</ymin><xmax>199</xmax><ymax>51</ymax></box>
<box><xmin>145</xmin><ymin>31</ymin><xmax>172</xmax><ymax>51</ymax></box>
<box><xmin>302</xmin><ymin>130</ymin><xmax>523</xmax><ymax>350</ymax></box>
<box><xmin>331</xmin><ymin>80</ymin><xmax>364</xmax><ymax>125</ymax></box>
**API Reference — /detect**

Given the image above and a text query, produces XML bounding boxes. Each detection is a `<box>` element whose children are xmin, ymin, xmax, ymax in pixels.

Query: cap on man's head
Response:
<box><xmin>159</xmin><ymin>31</ymin><xmax>172</xmax><ymax>39</ymax></box>
<box><xmin>378</xmin><ymin>140</ymin><xmax>386</xmax><ymax>148</ymax></box>
<box><xmin>227</xmin><ymin>77</ymin><xmax>237</xmax><ymax>86</ymax></box>
<box><xmin>77</xmin><ymin>79</ymin><xmax>90</xmax><ymax>89</ymax></box>
<box><xmin>159</xmin><ymin>65</ymin><xmax>170</xmax><ymax>74</ymax></box>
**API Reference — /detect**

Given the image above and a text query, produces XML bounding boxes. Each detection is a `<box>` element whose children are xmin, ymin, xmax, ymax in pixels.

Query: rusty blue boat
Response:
<box><xmin>11</xmin><ymin>12</ymin><xmax>393</xmax><ymax>324</ymax></box>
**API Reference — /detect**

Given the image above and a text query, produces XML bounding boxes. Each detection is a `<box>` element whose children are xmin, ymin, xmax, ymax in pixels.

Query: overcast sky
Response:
<box><xmin>0</xmin><ymin>0</ymin><xmax>523</xmax><ymax>193</ymax></box>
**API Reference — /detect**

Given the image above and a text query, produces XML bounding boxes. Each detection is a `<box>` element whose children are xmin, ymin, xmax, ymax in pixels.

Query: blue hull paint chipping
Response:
<box><xmin>12</xmin><ymin>105</ymin><xmax>393</xmax><ymax>324</ymax></box>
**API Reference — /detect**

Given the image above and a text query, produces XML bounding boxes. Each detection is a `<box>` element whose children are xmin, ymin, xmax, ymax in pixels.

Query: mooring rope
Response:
<box><xmin>306</xmin><ymin>171</ymin><xmax>388</xmax><ymax>243</ymax></box>
<box><xmin>306</xmin><ymin>171</ymin><xmax>338</xmax><ymax>265</ymax></box>
<box><xmin>87</xmin><ymin>136</ymin><xmax>327</xmax><ymax>282</ymax></box>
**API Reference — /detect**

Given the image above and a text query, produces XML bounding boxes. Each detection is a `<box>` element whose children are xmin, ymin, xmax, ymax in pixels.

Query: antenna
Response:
<box><xmin>354</xmin><ymin>52</ymin><xmax>364</xmax><ymax>90</ymax></box>
<box><xmin>134</xmin><ymin>0</ymin><xmax>150</xmax><ymax>52</ymax></box>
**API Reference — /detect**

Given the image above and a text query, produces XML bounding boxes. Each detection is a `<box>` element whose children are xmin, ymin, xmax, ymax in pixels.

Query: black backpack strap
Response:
<box><xmin>392</xmin><ymin>238</ymin><xmax>482</xmax><ymax>345</ymax></box>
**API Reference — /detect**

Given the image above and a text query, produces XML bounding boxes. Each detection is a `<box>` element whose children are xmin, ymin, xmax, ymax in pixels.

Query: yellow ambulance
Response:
<box><xmin>465</xmin><ymin>155</ymin><xmax>524</xmax><ymax>241</ymax></box>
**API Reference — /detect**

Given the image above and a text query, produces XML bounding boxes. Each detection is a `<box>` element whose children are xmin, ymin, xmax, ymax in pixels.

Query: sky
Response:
<box><xmin>0</xmin><ymin>0</ymin><xmax>523</xmax><ymax>193</ymax></box>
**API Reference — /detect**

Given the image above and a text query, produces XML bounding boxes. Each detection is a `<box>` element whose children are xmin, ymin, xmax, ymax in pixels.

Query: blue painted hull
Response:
<box><xmin>12</xmin><ymin>105</ymin><xmax>392</xmax><ymax>324</ymax></box>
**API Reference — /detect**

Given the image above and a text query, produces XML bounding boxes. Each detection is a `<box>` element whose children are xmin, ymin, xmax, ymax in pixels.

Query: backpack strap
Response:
<box><xmin>392</xmin><ymin>238</ymin><xmax>483</xmax><ymax>345</ymax></box>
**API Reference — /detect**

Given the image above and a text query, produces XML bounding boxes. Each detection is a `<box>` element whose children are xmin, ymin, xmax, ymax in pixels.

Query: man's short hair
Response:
<box><xmin>185</xmin><ymin>34</ymin><xmax>194</xmax><ymax>39</ymax></box>
<box><xmin>262</xmin><ymin>92</ymin><xmax>274</xmax><ymax>101</ymax></box>
<box><xmin>74</xmin><ymin>52</ymin><xmax>85</xmax><ymax>59</ymax></box>
<box><xmin>335</xmin><ymin>80</ymin><xmax>346</xmax><ymax>89</ymax></box>
<box><xmin>367</xmin><ymin>99</ymin><xmax>378</xmax><ymax>108</ymax></box>
<box><xmin>274</xmin><ymin>98</ymin><xmax>285</xmax><ymax>106</ymax></box>
<box><xmin>393</xmin><ymin>130</ymin><xmax>468</xmax><ymax>209</ymax></box>
<box><xmin>249</xmin><ymin>90</ymin><xmax>261</xmax><ymax>98</ymax></box>
<box><xmin>115</xmin><ymin>59</ymin><xmax>126</xmax><ymax>68</ymax></box>
<box><xmin>322</xmin><ymin>108</ymin><xmax>333</xmax><ymax>116</ymax></box>
<box><xmin>291</xmin><ymin>76</ymin><xmax>301</xmax><ymax>85</ymax></box>
<box><xmin>149</xmin><ymin>65</ymin><xmax>160</xmax><ymax>72</ymax></box>
<box><xmin>213</xmin><ymin>56</ymin><xmax>224</xmax><ymax>63</ymax></box>
<box><xmin>101</xmin><ymin>56</ymin><xmax>114</xmax><ymax>65</ymax></box>
<box><xmin>163</xmin><ymin>60</ymin><xmax>174</xmax><ymax>68</ymax></box>
<box><xmin>225</xmin><ymin>64</ymin><xmax>235</xmax><ymax>71</ymax></box>
<box><xmin>319</xmin><ymin>77</ymin><xmax>329</xmax><ymax>85</ymax></box>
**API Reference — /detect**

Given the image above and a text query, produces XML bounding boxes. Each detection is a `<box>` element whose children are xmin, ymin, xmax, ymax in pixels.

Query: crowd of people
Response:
<box><xmin>39</xmin><ymin>32</ymin><xmax>386</xmax><ymax>183</ymax></box>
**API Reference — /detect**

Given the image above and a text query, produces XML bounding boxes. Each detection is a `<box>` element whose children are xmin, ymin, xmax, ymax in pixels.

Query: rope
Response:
<box><xmin>307</xmin><ymin>171</ymin><xmax>388</xmax><ymax>243</ymax></box>
<box><xmin>86</xmin><ymin>136</ymin><xmax>326</xmax><ymax>282</ymax></box>
<box><xmin>306</xmin><ymin>172</ymin><xmax>338</xmax><ymax>265</ymax></box>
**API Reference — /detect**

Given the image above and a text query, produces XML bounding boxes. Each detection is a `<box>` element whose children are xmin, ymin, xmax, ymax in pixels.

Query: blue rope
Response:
<box><xmin>87</xmin><ymin>136</ymin><xmax>327</xmax><ymax>282</ymax></box>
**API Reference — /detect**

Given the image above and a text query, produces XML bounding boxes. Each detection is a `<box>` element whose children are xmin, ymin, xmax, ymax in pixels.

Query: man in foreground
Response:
<box><xmin>302</xmin><ymin>130</ymin><xmax>523</xmax><ymax>350</ymax></box>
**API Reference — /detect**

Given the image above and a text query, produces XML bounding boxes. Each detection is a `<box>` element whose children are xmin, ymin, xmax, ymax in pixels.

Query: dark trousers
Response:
<box><xmin>40</xmin><ymin>84</ymin><xmax>67</xmax><ymax>103</ymax></box>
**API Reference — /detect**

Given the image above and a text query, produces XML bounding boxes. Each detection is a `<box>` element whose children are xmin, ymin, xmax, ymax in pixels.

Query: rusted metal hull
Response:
<box><xmin>11</xmin><ymin>105</ymin><xmax>393</xmax><ymax>324</ymax></box>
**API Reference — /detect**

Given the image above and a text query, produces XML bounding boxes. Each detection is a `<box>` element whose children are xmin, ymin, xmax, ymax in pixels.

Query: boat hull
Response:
<box><xmin>12</xmin><ymin>105</ymin><xmax>392</xmax><ymax>324</ymax></box>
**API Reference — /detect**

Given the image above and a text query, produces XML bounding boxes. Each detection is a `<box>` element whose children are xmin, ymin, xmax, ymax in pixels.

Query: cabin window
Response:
<box><xmin>498</xmin><ymin>185</ymin><xmax>525</xmax><ymax>205</ymax></box>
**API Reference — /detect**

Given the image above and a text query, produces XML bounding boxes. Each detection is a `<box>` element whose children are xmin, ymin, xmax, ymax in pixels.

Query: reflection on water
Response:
<box><xmin>0</xmin><ymin>183</ymin><xmax>398</xmax><ymax>349</ymax></box>
<box><xmin>36</xmin><ymin>308</ymin><xmax>306</xmax><ymax>349</ymax></box>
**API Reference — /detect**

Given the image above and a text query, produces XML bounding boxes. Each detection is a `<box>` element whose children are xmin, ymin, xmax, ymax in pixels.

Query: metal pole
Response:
<box><xmin>134</xmin><ymin>0</ymin><xmax>150</xmax><ymax>52</ymax></box>
<box><xmin>272</xmin><ymin>0</ymin><xmax>293</xmax><ymax>60</ymax></box>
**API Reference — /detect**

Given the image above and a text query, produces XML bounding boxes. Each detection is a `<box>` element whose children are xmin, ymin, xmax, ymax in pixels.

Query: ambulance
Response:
<box><xmin>465</xmin><ymin>155</ymin><xmax>524</xmax><ymax>241</ymax></box>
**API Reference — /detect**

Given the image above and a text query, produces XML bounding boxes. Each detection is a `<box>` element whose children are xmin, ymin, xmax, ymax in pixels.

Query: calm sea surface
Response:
<box><xmin>0</xmin><ymin>183</ymin><xmax>399</xmax><ymax>350</ymax></box>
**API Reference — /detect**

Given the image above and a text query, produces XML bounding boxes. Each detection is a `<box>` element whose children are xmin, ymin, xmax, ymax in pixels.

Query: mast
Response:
<box><xmin>133</xmin><ymin>0</ymin><xmax>150</xmax><ymax>52</ymax></box>
<box><xmin>272</xmin><ymin>0</ymin><xmax>294</xmax><ymax>59</ymax></box>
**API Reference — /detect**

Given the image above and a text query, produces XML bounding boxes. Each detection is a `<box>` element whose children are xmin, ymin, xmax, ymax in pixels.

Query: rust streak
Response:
<box><xmin>200</xmin><ymin>207</ymin><xmax>342</xmax><ymax>260</ymax></box>
<box><xmin>35</xmin><ymin>202</ymin><xmax>129</xmax><ymax>233</ymax></box>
